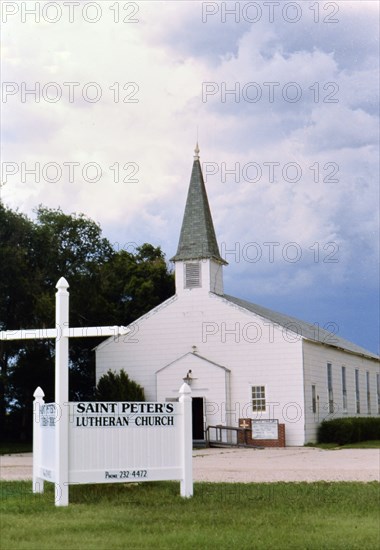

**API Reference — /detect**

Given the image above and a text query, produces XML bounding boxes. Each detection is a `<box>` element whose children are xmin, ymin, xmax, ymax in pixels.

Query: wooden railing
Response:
<box><xmin>206</xmin><ymin>425</ymin><xmax>259</xmax><ymax>447</ymax></box>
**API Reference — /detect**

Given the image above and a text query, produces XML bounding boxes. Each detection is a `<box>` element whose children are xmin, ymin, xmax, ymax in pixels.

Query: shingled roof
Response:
<box><xmin>223</xmin><ymin>294</ymin><xmax>379</xmax><ymax>360</ymax></box>
<box><xmin>171</xmin><ymin>144</ymin><xmax>227</xmax><ymax>264</ymax></box>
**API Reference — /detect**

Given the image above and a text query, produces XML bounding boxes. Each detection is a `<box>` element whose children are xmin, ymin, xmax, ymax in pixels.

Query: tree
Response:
<box><xmin>0</xmin><ymin>204</ymin><xmax>41</xmax><ymax>438</ymax></box>
<box><xmin>99</xmin><ymin>243</ymin><xmax>174</xmax><ymax>324</ymax></box>
<box><xmin>7</xmin><ymin>342</ymin><xmax>54</xmax><ymax>441</ymax></box>
<box><xmin>95</xmin><ymin>369</ymin><xmax>145</xmax><ymax>401</ymax></box>
<box><xmin>0</xmin><ymin>204</ymin><xmax>174</xmax><ymax>441</ymax></box>
<box><xmin>33</xmin><ymin>206</ymin><xmax>118</xmax><ymax>403</ymax></box>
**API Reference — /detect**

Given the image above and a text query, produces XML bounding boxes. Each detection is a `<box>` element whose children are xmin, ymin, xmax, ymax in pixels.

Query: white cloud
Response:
<box><xmin>1</xmin><ymin>1</ymin><xmax>378</xmax><ymax>350</ymax></box>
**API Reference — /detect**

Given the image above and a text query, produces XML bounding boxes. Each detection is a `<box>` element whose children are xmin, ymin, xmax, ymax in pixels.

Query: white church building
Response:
<box><xmin>96</xmin><ymin>146</ymin><xmax>379</xmax><ymax>446</ymax></box>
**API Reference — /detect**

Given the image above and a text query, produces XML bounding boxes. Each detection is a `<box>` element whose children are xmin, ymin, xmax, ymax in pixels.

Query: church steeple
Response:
<box><xmin>171</xmin><ymin>144</ymin><xmax>226</xmax><ymax>265</ymax></box>
<box><xmin>171</xmin><ymin>145</ymin><xmax>226</xmax><ymax>295</ymax></box>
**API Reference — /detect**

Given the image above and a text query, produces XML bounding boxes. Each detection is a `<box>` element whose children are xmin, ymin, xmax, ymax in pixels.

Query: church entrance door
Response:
<box><xmin>192</xmin><ymin>397</ymin><xmax>205</xmax><ymax>440</ymax></box>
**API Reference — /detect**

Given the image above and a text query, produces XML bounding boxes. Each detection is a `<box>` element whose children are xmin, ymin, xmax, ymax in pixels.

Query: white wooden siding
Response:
<box><xmin>96</xmin><ymin>287</ymin><xmax>305</xmax><ymax>445</ymax></box>
<box><xmin>303</xmin><ymin>340</ymin><xmax>380</xmax><ymax>442</ymax></box>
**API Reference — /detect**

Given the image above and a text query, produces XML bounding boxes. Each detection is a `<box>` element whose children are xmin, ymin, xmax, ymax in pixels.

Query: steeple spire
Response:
<box><xmin>194</xmin><ymin>141</ymin><xmax>200</xmax><ymax>160</ymax></box>
<box><xmin>171</xmin><ymin>145</ymin><xmax>226</xmax><ymax>265</ymax></box>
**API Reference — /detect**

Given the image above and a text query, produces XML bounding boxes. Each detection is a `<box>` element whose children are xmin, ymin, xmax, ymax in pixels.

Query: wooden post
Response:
<box><xmin>55</xmin><ymin>277</ymin><xmax>69</xmax><ymax>506</ymax></box>
<box><xmin>33</xmin><ymin>386</ymin><xmax>45</xmax><ymax>494</ymax></box>
<box><xmin>179</xmin><ymin>382</ymin><xmax>193</xmax><ymax>498</ymax></box>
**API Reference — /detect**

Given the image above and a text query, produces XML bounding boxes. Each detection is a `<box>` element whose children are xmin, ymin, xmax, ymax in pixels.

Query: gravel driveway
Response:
<box><xmin>192</xmin><ymin>447</ymin><xmax>380</xmax><ymax>482</ymax></box>
<box><xmin>1</xmin><ymin>447</ymin><xmax>379</xmax><ymax>482</ymax></box>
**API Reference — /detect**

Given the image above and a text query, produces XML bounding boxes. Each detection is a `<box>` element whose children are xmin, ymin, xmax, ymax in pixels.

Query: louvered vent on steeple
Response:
<box><xmin>184</xmin><ymin>262</ymin><xmax>201</xmax><ymax>288</ymax></box>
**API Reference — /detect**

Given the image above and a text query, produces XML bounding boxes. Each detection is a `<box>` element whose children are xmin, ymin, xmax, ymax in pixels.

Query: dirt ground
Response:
<box><xmin>1</xmin><ymin>447</ymin><xmax>379</xmax><ymax>482</ymax></box>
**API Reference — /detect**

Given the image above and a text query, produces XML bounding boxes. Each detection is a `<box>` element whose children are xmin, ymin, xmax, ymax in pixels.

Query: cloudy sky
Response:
<box><xmin>1</xmin><ymin>0</ymin><xmax>379</xmax><ymax>353</ymax></box>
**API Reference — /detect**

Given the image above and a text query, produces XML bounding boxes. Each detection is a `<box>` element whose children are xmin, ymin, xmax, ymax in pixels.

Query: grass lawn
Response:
<box><xmin>0</xmin><ymin>442</ymin><xmax>33</xmax><ymax>455</ymax></box>
<box><xmin>1</xmin><ymin>481</ymin><xmax>379</xmax><ymax>549</ymax></box>
<box><xmin>336</xmin><ymin>440</ymin><xmax>380</xmax><ymax>449</ymax></box>
<box><xmin>305</xmin><ymin>440</ymin><xmax>380</xmax><ymax>450</ymax></box>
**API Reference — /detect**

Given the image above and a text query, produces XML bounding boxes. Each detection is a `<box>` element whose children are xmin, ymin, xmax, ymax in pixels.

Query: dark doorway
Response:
<box><xmin>192</xmin><ymin>397</ymin><xmax>204</xmax><ymax>440</ymax></box>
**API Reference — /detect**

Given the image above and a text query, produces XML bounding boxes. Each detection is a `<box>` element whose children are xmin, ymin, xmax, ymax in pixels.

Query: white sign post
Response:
<box><xmin>0</xmin><ymin>277</ymin><xmax>129</xmax><ymax>506</ymax></box>
<box><xmin>179</xmin><ymin>382</ymin><xmax>193</xmax><ymax>497</ymax></box>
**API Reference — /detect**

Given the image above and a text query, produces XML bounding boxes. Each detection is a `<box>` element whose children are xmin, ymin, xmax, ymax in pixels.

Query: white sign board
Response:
<box><xmin>69</xmin><ymin>401</ymin><xmax>182</xmax><ymax>484</ymax></box>
<box><xmin>252</xmin><ymin>419</ymin><xmax>279</xmax><ymax>440</ymax></box>
<box><xmin>38</xmin><ymin>403</ymin><xmax>57</xmax><ymax>482</ymax></box>
<box><xmin>34</xmin><ymin>387</ymin><xmax>193</xmax><ymax>504</ymax></box>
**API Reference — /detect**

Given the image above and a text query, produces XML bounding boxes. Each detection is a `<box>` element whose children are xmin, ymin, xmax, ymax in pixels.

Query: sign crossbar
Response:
<box><xmin>1</xmin><ymin>326</ymin><xmax>129</xmax><ymax>341</ymax></box>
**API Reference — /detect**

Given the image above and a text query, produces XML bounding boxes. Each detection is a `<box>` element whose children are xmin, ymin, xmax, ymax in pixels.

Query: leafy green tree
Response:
<box><xmin>32</xmin><ymin>207</ymin><xmax>119</xmax><ymax>404</ymax></box>
<box><xmin>0</xmin><ymin>205</ymin><xmax>42</xmax><ymax>438</ymax></box>
<box><xmin>99</xmin><ymin>243</ymin><xmax>174</xmax><ymax>324</ymax></box>
<box><xmin>7</xmin><ymin>342</ymin><xmax>55</xmax><ymax>441</ymax></box>
<box><xmin>95</xmin><ymin>369</ymin><xmax>145</xmax><ymax>401</ymax></box>
<box><xmin>0</xmin><ymin>204</ymin><xmax>174</xmax><ymax>441</ymax></box>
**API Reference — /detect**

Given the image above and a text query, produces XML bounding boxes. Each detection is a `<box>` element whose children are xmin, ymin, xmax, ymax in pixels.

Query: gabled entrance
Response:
<box><xmin>156</xmin><ymin>351</ymin><xmax>231</xmax><ymax>442</ymax></box>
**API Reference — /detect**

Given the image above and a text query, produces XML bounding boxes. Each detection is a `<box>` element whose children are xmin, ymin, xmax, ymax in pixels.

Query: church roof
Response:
<box><xmin>223</xmin><ymin>294</ymin><xmax>379</xmax><ymax>360</ymax></box>
<box><xmin>170</xmin><ymin>144</ymin><xmax>227</xmax><ymax>264</ymax></box>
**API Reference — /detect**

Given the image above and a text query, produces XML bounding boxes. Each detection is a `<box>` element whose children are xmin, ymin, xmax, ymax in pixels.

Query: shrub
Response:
<box><xmin>318</xmin><ymin>417</ymin><xmax>380</xmax><ymax>444</ymax></box>
<box><xmin>95</xmin><ymin>369</ymin><xmax>145</xmax><ymax>401</ymax></box>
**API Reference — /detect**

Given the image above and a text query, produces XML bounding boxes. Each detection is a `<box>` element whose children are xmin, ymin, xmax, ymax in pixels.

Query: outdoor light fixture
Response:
<box><xmin>183</xmin><ymin>369</ymin><xmax>193</xmax><ymax>385</ymax></box>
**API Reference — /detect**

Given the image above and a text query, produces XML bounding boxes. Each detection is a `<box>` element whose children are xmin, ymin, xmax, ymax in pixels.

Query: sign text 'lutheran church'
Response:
<box><xmin>74</xmin><ymin>402</ymin><xmax>175</xmax><ymax>427</ymax></box>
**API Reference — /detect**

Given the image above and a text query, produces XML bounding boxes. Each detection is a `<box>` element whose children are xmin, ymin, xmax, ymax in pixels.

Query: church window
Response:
<box><xmin>327</xmin><ymin>363</ymin><xmax>334</xmax><ymax>413</ymax></box>
<box><xmin>252</xmin><ymin>386</ymin><xmax>266</xmax><ymax>412</ymax></box>
<box><xmin>355</xmin><ymin>369</ymin><xmax>360</xmax><ymax>414</ymax></box>
<box><xmin>366</xmin><ymin>372</ymin><xmax>371</xmax><ymax>414</ymax></box>
<box><xmin>341</xmin><ymin>366</ymin><xmax>347</xmax><ymax>412</ymax></box>
<box><xmin>185</xmin><ymin>262</ymin><xmax>201</xmax><ymax>288</ymax></box>
<box><xmin>311</xmin><ymin>385</ymin><xmax>317</xmax><ymax>414</ymax></box>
